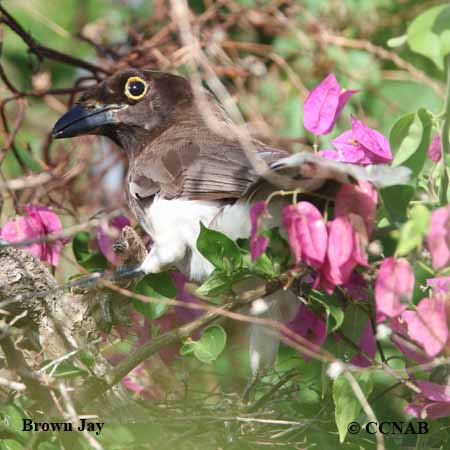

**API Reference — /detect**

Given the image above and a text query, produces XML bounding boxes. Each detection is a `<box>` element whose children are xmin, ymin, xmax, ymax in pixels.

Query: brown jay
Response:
<box><xmin>52</xmin><ymin>68</ymin><xmax>409</xmax><ymax>373</ymax></box>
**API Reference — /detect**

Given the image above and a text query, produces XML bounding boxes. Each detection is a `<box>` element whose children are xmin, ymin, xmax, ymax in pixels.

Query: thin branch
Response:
<box><xmin>0</xmin><ymin>5</ymin><xmax>109</xmax><ymax>76</ymax></box>
<box><xmin>319</xmin><ymin>32</ymin><xmax>445</xmax><ymax>97</ymax></box>
<box><xmin>344</xmin><ymin>370</ymin><xmax>384</xmax><ymax>450</ymax></box>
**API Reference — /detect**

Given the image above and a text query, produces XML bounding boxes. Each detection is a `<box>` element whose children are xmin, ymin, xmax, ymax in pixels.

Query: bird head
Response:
<box><xmin>52</xmin><ymin>68</ymin><xmax>193</xmax><ymax>150</ymax></box>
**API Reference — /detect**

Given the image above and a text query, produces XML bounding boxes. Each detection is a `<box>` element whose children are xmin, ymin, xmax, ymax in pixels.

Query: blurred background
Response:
<box><xmin>0</xmin><ymin>1</ymin><xmax>447</xmax><ymax>449</ymax></box>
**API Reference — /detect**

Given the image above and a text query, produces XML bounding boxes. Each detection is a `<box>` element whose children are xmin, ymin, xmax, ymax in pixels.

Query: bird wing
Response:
<box><xmin>128</xmin><ymin>135</ymin><xmax>410</xmax><ymax>203</ymax></box>
<box><xmin>128</xmin><ymin>136</ymin><xmax>289</xmax><ymax>201</ymax></box>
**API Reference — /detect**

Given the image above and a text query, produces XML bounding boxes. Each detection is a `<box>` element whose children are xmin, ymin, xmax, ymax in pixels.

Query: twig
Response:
<box><xmin>0</xmin><ymin>5</ymin><xmax>109</xmax><ymax>76</ymax></box>
<box><xmin>0</xmin><ymin>376</ymin><xmax>26</xmax><ymax>391</ymax></box>
<box><xmin>0</xmin><ymin>97</ymin><xmax>25</xmax><ymax>162</ymax></box>
<box><xmin>245</xmin><ymin>369</ymin><xmax>299</xmax><ymax>412</ymax></box>
<box><xmin>59</xmin><ymin>382</ymin><xmax>104</xmax><ymax>450</ymax></box>
<box><xmin>319</xmin><ymin>32</ymin><xmax>445</xmax><ymax>97</ymax></box>
<box><xmin>0</xmin><ymin>333</ymin><xmax>54</xmax><ymax>407</ymax></box>
<box><xmin>344</xmin><ymin>370</ymin><xmax>384</xmax><ymax>450</ymax></box>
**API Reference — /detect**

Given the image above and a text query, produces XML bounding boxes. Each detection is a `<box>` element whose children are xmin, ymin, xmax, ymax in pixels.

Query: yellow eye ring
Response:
<box><xmin>124</xmin><ymin>76</ymin><xmax>148</xmax><ymax>100</ymax></box>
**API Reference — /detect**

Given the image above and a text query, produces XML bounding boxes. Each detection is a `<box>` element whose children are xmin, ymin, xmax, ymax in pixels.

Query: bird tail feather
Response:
<box><xmin>249</xmin><ymin>290</ymin><xmax>299</xmax><ymax>375</ymax></box>
<box><xmin>270</xmin><ymin>152</ymin><xmax>411</xmax><ymax>189</ymax></box>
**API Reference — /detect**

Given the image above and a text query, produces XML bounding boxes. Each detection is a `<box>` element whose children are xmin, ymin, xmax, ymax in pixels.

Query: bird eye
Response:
<box><xmin>124</xmin><ymin>76</ymin><xmax>148</xmax><ymax>100</ymax></box>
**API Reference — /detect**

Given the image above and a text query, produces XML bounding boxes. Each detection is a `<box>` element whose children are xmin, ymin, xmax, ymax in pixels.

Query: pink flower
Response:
<box><xmin>128</xmin><ymin>310</ymin><xmax>151</xmax><ymax>347</ymax></box>
<box><xmin>171</xmin><ymin>272</ymin><xmax>202</xmax><ymax>328</ymax></box>
<box><xmin>401</xmin><ymin>298</ymin><xmax>448</xmax><ymax>358</ymax></box>
<box><xmin>375</xmin><ymin>257</ymin><xmax>414</xmax><ymax>320</ymax></box>
<box><xmin>96</xmin><ymin>215</ymin><xmax>131</xmax><ymax>265</ymax></box>
<box><xmin>348</xmin><ymin>214</ymin><xmax>369</xmax><ymax>266</ymax></box>
<box><xmin>427</xmin><ymin>277</ymin><xmax>450</xmax><ymax>295</ymax></box>
<box><xmin>391</xmin><ymin>316</ymin><xmax>432</xmax><ymax>364</ymax></box>
<box><xmin>327</xmin><ymin>115</ymin><xmax>392</xmax><ymax>165</ymax></box>
<box><xmin>303</xmin><ymin>73</ymin><xmax>357</xmax><ymax>135</ymax></box>
<box><xmin>250</xmin><ymin>201</ymin><xmax>269</xmax><ymax>261</ymax></box>
<box><xmin>282</xmin><ymin>202</ymin><xmax>328</xmax><ymax>269</ymax></box>
<box><xmin>328</xmin><ymin>130</ymin><xmax>369</xmax><ymax>164</ymax></box>
<box><xmin>122</xmin><ymin>363</ymin><xmax>148</xmax><ymax>394</ymax></box>
<box><xmin>0</xmin><ymin>204</ymin><xmax>67</xmax><ymax>266</ymax></box>
<box><xmin>318</xmin><ymin>149</ymin><xmax>340</xmax><ymax>160</ymax></box>
<box><xmin>427</xmin><ymin>206</ymin><xmax>450</xmax><ymax>271</ymax></box>
<box><xmin>405</xmin><ymin>381</ymin><xmax>450</xmax><ymax>419</ymax></box>
<box><xmin>321</xmin><ymin>217</ymin><xmax>354</xmax><ymax>286</ymax></box>
<box><xmin>121</xmin><ymin>363</ymin><xmax>163</xmax><ymax>399</ymax></box>
<box><xmin>350</xmin><ymin>319</ymin><xmax>376</xmax><ymax>367</ymax></box>
<box><xmin>127</xmin><ymin>308</ymin><xmax>180</xmax><ymax>364</ymax></box>
<box><xmin>335</xmin><ymin>181</ymin><xmax>378</xmax><ymax>236</ymax></box>
<box><xmin>286</xmin><ymin>304</ymin><xmax>327</xmax><ymax>359</ymax></box>
<box><xmin>318</xmin><ymin>215</ymin><xmax>367</xmax><ymax>290</ymax></box>
<box><xmin>428</xmin><ymin>133</ymin><xmax>442</xmax><ymax>162</ymax></box>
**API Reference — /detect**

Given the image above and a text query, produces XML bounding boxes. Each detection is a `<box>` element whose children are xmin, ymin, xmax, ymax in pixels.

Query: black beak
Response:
<box><xmin>52</xmin><ymin>104</ymin><xmax>119</xmax><ymax>139</ymax></box>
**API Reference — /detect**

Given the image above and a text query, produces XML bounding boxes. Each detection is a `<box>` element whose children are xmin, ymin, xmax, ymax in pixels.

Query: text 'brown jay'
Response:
<box><xmin>52</xmin><ymin>68</ymin><xmax>409</xmax><ymax>374</ymax></box>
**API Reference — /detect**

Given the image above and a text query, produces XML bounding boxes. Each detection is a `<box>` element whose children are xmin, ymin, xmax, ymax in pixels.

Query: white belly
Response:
<box><xmin>140</xmin><ymin>196</ymin><xmax>252</xmax><ymax>282</ymax></box>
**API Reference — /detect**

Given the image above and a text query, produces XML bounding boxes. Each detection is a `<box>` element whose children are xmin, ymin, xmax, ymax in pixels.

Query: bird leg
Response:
<box><xmin>242</xmin><ymin>371</ymin><xmax>261</xmax><ymax>404</ymax></box>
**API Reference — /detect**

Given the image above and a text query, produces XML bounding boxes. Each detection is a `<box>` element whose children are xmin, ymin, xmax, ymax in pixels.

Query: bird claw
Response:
<box><xmin>113</xmin><ymin>240</ymin><xmax>127</xmax><ymax>255</ymax></box>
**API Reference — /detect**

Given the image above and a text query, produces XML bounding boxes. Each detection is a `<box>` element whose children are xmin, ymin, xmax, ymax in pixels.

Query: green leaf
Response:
<box><xmin>407</xmin><ymin>5</ymin><xmax>447</xmax><ymax>70</ymax></box>
<box><xmin>380</xmin><ymin>184</ymin><xmax>415</xmax><ymax>224</ymax></box>
<box><xmin>0</xmin><ymin>440</ymin><xmax>24</xmax><ymax>450</ymax></box>
<box><xmin>434</xmin><ymin>6</ymin><xmax>450</xmax><ymax>57</ymax></box>
<box><xmin>15</xmin><ymin>146</ymin><xmax>42</xmax><ymax>172</ymax></box>
<box><xmin>73</xmin><ymin>231</ymin><xmax>91</xmax><ymax>261</ymax></box>
<box><xmin>441</xmin><ymin>30</ymin><xmax>450</xmax><ymax>58</ymax></box>
<box><xmin>72</xmin><ymin>232</ymin><xmax>107</xmax><ymax>271</ymax></box>
<box><xmin>433</xmin><ymin>5</ymin><xmax>450</xmax><ymax>34</ymax></box>
<box><xmin>396</xmin><ymin>204</ymin><xmax>430</xmax><ymax>256</ymax></box>
<box><xmin>197</xmin><ymin>223</ymin><xmax>241</xmax><ymax>272</ymax></box>
<box><xmin>242</xmin><ymin>252</ymin><xmax>279</xmax><ymax>279</ymax></box>
<box><xmin>312</xmin><ymin>291</ymin><xmax>345</xmax><ymax>333</ymax></box>
<box><xmin>79</xmin><ymin>350</ymin><xmax>95</xmax><ymax>368</ymax></box>
<box><xmin>96</xmin><ymin>424</ymin><xmax>135</xmax><ymax>447</ymax></box>
<box><xmin>180</xmin><ymin>325</ymin><xmax>227</xmax><ymax>363</ymax></box>
<box><xmin>390</xmin><ymin>113</ymin><xmax>415</xmax><ymax>160</ymax></box>
<box><xmin>0</xmin><ymin>404</ymin><xmax>29</xmax><ymax>440</ymax></box>
<box><xmin>410</xmin><ymin>203</ymin><xmax>431</xmax><ymax>233</ymax></box>
<box><xmin>396</xmin><ymin>220</ymin><xmax>423</xmax><ymax>256</ymax></box>
<box><xmin>387</xmin><ymin>34</ymin><xmax>407</xmax><ymax>48</ymax></box>
<box><xmin>37</xmin><ymin>443</ymin><xmax>61</xmax><ymax>450</ymax></box>
<box><xmin>143</xmin><ymin>272</ymin><xmax>177</xmax><ymax>298</ymax></box>
<box><xmin>133</xmin><ymin>272</ymin><xmax>176</xmax><ymax>319</ymax></box>
<box><xmin>391</xmin><ymin>109</ymin><xmax>432</xmax><ymax>177</ymax></box>
<box><xmin>333</xmin><ymin>372</ymin><xmax>373</xmax><ymax>443</ymax></box>
<box><xmin>40</xmin><ymin>360</ymin><xmax>88</xmax><ymax>379</ymax></box>
<box><xmin>341</xmin><ymin>303</ymin><xmax>367</xmax><ymax>352</ymax></box>
<box><xmin>196</xmin><ymin>270</ymin><xmax>233</xmax><ymax>297</ymax></box>
<box><xmin>263</xmin><ymin>227</ymin><xmax>291</xmax><ymax>268</ymax></box>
